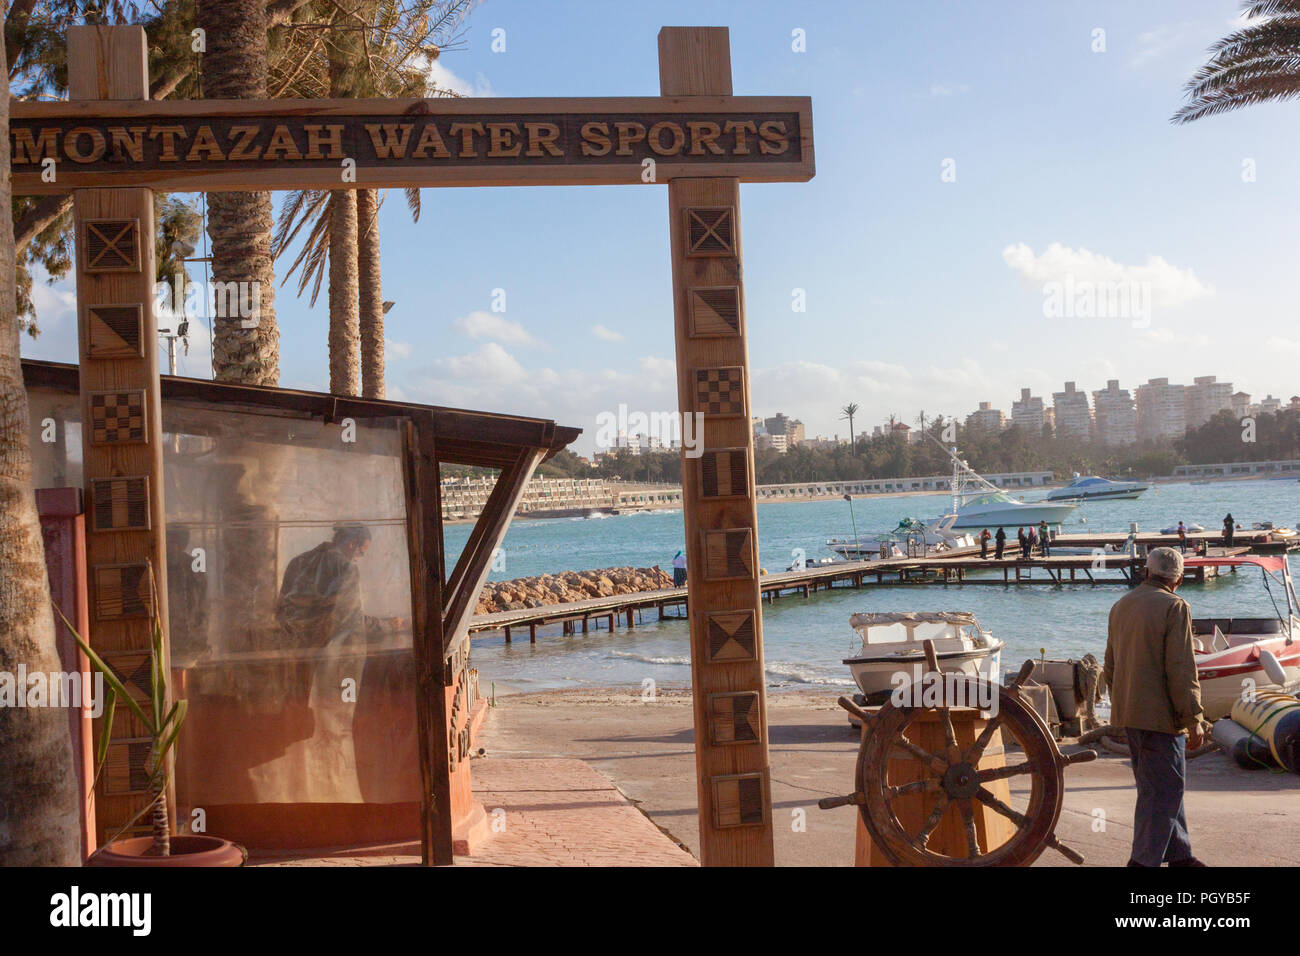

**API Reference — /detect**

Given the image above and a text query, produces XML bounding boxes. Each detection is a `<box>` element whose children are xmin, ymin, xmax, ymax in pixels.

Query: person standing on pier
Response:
<box><xmin>1017</xmin><ymin>527</ymin><xmax>1028</xmax><ymax>557</ymax></box>
<box><xmin>1222</xmin><ymin>514</ymin><xmax>1235</xmax><ymax>548</ymax></box>
<box><xmin>1038</xmin><ymin>519</ymin><xmax>1051</xmax><ymax>557</ymax></box>
<box><xmin>979</xmin><ymin>528</ymin><xmax>991</xmax><ymax>558</ymax></box>
<box><xmin>671</xmin><ymin>550</ymin><xmax>687</xmax><ymax>587</ymax></box>
<box><xmin>1177</xmin><ymin>521</ymin><xmax>1188</xmax><ymax>553</ymax></box>
<box><xmin>994</xmin><ymin>527</ymin><xmax>1007</xmax><ymax>559</ymax></box>
<box><xmin>1026</xmin><ymin>526</ymin><xmax>1038</xmax><ymax>556</ymax></box>
<box><xmin>1104</xmin><ymin>547</ymin><xmax>1207</xmax><ymax>868</ymax></box>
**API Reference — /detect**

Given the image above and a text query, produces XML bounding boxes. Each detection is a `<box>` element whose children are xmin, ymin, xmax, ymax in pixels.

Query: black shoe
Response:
<box><xmin>1127</xmin><ymin>859</ymin><xmax>1151</xmax><ymax>867</ymax></box>
<box><xmin>1168</xmin><ymin>857</ymin><xmax>1207</xmax><ymax>867</ymax></box>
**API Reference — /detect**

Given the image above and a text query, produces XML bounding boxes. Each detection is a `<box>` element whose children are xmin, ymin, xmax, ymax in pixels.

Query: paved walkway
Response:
<box><xmin>248</xmin><ymin>757</ymin><xmax>696</xmax><ymax>867</ymax></box>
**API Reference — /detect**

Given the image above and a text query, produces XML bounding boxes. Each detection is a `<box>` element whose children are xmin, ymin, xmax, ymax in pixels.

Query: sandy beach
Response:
<box><xmin>477</xmin><ymin>686</ymin><xmax>1300</xmax><ymax>867</ymax></box>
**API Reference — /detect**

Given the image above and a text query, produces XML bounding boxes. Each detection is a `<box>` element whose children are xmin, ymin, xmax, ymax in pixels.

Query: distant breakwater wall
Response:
<box><xmin>476</xmin><ymin>566</ymin><xmax>674</xmax><ymax>614</ymax></box>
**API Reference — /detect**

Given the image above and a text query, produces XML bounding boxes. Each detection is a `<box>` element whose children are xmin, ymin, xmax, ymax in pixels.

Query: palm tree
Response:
<box><xmin>0</xmin><ymin>8</ymin><xmax>81</xmax><ymax>864</ymax></box>
<box><xmin>841</xmin><ymin>402</ymin><xmax>859</xmax><ymax>455</ymax></box>
<box><xmin>198</xmin><ymin>0</ymin><xmax>280</xmax><ymax>385</ymax></box>
<box><xmin>1174</xmin><ymin>1</ymin><xmax>1300</xmax><ymax>123</ymax></box>
<box><xmin>357</xmin><ymin>188</ymin><xmax>386</xmax><ymax>398</ymax></box>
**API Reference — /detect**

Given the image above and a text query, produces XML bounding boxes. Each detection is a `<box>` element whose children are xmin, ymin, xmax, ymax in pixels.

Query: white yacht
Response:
<box><xmin>931</xmin><ymin>447</ymin><xmax>1077</xmax><ymax>530</ymax></box>
<box><xmin>1046</xmin><ymin>474</ymin><xmax>1149</xmax><ymax>502</ymax></box>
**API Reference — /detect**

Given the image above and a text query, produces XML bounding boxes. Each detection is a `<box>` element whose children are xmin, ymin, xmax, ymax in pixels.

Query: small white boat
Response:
<box><xmin>1046</xmin><ymin>474</ymin><xmax>1149</xmax><ymax>502</ymax></box>
<box><xmin>1160</xmin><ymin>522</ymin><xmax>1204</xmax><ymax>534</ymax></box>
<box><xmin>827</xmin><ymin>517</ymin><xmax>974</xmax><ymax>560</ymax></box>
<box><xmin>842</xmin><ymin>611</ymin><xmax>1004</xmax><ymax>703</ymax></box>
<box><xmin>931</xmin><ymin>446</ymin><xmax>1076</xmax><ymax>530</ymax></box>
<box><xmin>1186</xmin><ymin>555</ymin><xmax>1300</xmax><ymax>720</ymax></box>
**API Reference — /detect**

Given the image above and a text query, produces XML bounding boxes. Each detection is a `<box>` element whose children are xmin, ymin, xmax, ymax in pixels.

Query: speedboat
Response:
<box><xmin>1160</xmin><ymin>522</ymin><xmax>1204</xmax><ymax>534</ymax></box>
<box><xmin>1046</xmin><ymin>474</ymin><xmax>1149</xmax><ymax>502</ymax></box>
<box><xmin>827</xmin><ymin>517</ymin><xmax>974</xmax><ymax>560</ymax></box>
<box><xmin>843</xmin><ymin>611</ymin><xmax>1004</xmax><ymax>703</ymax></box>
<box><xmin>930</xmin><ymin>446</ymin><xmax>1077</xmax><ymax>530</ymax></box>
<box><xmin>1185</xmin><ymin>555</ymin><xmax>1300</xmax><ymax>719</ymax></box>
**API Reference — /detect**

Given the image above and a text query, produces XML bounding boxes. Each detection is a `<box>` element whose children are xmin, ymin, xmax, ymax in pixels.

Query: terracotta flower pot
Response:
<box><xmin>87</xmin><ymin>834</ymin><xmax>246</xmax><ymax>867</ymax></box>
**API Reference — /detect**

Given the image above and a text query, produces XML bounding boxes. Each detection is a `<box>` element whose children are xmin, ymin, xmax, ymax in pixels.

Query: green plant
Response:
<box><xmin>56</xmin><ymin>573</ymin><xmax>186</xmax><ymax>857</ymax></box>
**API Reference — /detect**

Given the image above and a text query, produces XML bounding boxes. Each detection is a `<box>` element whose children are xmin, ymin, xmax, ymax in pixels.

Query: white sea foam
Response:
<box><xmin>764</xmin><ymin>662</ymin><xmax>851</xmax><ymax>686</ymax></box>
<box><xmin>607</xmin><ymin>651</ymin><xmax>690</xmax><ymax>667</ymax></box>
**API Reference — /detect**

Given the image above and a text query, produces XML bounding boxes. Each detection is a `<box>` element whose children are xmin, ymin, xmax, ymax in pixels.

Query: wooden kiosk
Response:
<box><xmin>13</xmin><ymin>24</ymin><xmax>814</xmax><ymax>866</ymax></box>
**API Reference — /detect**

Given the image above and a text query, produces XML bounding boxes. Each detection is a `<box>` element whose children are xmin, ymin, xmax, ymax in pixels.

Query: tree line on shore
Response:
<box><xmin>533</xmin><ymin>406</ymin><xmax>1300</xmax><ymax>485</ymax></box>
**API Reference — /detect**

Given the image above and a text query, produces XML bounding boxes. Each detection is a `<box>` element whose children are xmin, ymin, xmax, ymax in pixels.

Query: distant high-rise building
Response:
<box><xmin>1092</xmin><ymin>379</ymin><xmax>1137</xmax><ymax>447</ymax></box>
<box><xmin>1231</xmin><ymin>391</ymin><xmax>1252</xmax><ymax>420</ymax></box>
<box><xmin>763</xmin><ymin>412</ymin><xmax>804</xmax><ymax>445</ymax></box>
<box><xmin>1011</xmin><ymin>388</ymin><xmax>1048</xmax><ymax>434</ymax></box>
<box><xmin>1258</xmin><ymin>394</ymin><xmax>1283</xmax><ymax>416</ymax></box>
<box><xmin>1136</xmin><ymin>378</ymin><xmax>1186</xmax><ymax>441</ymax></box>
<box><xmin>965</xmin><ymin>401</ymin><xmax>1006</xmax><ymax>432</ymax></box>
<box><xmin>1052</xmin><ymin>381</ymin><xmax>1093</xmax><ymax>441</ymax></box>
<box><xmin>1184</xmin><ymin>375</ymin><xmax>1234</xmax><ymax>430</ymax></box>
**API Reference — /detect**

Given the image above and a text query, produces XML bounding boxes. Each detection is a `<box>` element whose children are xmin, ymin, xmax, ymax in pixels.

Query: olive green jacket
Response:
<box><xmin>1104</xmin><ymin>580</ymin><xmax>1205</xmax><ymax>734</ymax></box>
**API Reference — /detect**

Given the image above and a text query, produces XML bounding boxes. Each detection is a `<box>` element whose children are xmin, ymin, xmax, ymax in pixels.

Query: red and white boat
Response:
<box><xmin>1185</xmin><ymin>555</ymin><xmax>1300</xmax><ymax>720</ymax></box>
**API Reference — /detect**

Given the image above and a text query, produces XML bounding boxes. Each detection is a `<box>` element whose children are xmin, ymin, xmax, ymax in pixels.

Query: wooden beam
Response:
<box><xmin>660</xmin><ymin>26</ymin><xmax>774</xmax><ymax>867</ymax></box>
<box><xmin>67</xmin><ymin>24</ymin><xmax>171</xmax><ymax>846</ymax></box>
<box><xmin>10</xmin><ymin>95</ymin><xmax>814</xmax><ymax>194</ymax></box>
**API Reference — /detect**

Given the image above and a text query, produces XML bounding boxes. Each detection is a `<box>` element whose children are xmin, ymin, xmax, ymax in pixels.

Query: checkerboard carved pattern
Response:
<box><xmin>89</xmin><ymin>390</ymin><xmax>147</xmax><ymax>445</ymax></box>
<box><xmin>703</xmin><ymin>528</ymin><xmax>755</xmax><ymax>580</ymax></box>
<box><xmin>83</xmin><ymin>219</ymin><xmax>141</xmax><ymax>273</ymax></box>
<box><xmin>684</xmin><ymin>206</ymin><xmax>735</xmax><ymax>257</ymax></box>
<box><xmin>707</xmin><ymin>610</ymin><xmax>757</xmax><ymax>662</ymax></box>
<box><xmin>86</xmin><ymin>304</ymin><xmax>144</xmax><ymax>358</ymax></box>
<box><xmin>694</xmin><ymin>366</ymin><xmax>745</xmax><ymax>417</ymax></box>
<box><xmin>91</xmin><ymin>476</ymin><xmax>150</xmax><ymax>532</ymax></box>
<box><xmin>711</xmin><ymin>773</ymin><xmax>767</xmax><ymax>828</ymax></box>
<box><xmin>688</xmin><ymin>286</ymin><xmax>742</xmax><ymax>337</ymax></box>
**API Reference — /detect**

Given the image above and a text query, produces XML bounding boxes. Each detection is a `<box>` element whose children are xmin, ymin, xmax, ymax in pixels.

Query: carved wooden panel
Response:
<box><xmin>688</xmin><ymin>286</ymin><xmax>741</xmax><ymax>337</ymax></box>
<box><xmin>82</xmin><ymin>218</ymin><xmax>140</xmax><ymax>273</ymax></box>
<box><xmin>88</xmin><ymin>390</ymin><xmax>147</xmax><ymax>445</ymax></box>
<box><xmin>702</xmin><ymin>528</ymin><xmax>754</xmax><ymax>581</ymax></box>
<box><xmin>694</xmin><ymin>366</ymin><xmax>745</xmax><ymax>417</ymax></box>
<box><xmin>101</xmin><ymin>649</ymin><xmax>153</xmax><ymax>704</ymax></box>
<box><xmin>104</xmin><ymin>737</ymin><xmax>154</xmax><ymax>795</ymax></box>
<box><xmin>94</xmin><ymin>562</ymin><xmax>153</xmax><ymax>621</ymax></box>
<box><xmin>709</xmin><ymin>691</ymin><xmax>761</xmax><ymax>746</ymax></box>
<box><xmin>707</xmin><ymin>610</ymin><xmax>757</xmax><ymax>662</ymax></box>
<box><xmin>91</xmin><ymin>476</ymin><xmax>150</xmax><ymax>532</ymax></box>
<box><xmin>711</xmin><ymin>773</ymin><xmax>767</xmax><ymax>828</ymax></box>
<box><xmin>685</xmin><ymin>206</ymin><xmax>735</xmax><ymax>257</ymax></box>
<box><xmin>85</xmin><ymin>304</ymin><xmax>144</xmax><ymax>358</ymax></box>
<box><xmin>700</xmin><ymin>447</ymin><xmax>748</xmax><ymax>499</ymax></box>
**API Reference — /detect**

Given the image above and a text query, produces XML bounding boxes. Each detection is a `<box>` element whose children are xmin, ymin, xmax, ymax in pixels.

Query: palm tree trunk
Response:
<box><xmin>357</xmin><ymin>189</ymin><xmax>385</xmax><ymax>399</ymax></box>
<box><xmin>150</xmin><ymin>777</ymin><xmax>169</xmax><ymax>856</ymax></box>
<box><xmin>327</xmin><ymin>191</ymin><xmax>360</xmax><ymax>395</ymax></box>
<box><xmin>199</xmin><ymin>0</ymin><xmax>279</xmax><ymax>386</ymax></box>
<box><xmin>0</xmin><ymin>9</ymin><xmax>82</xmax><ymax>865</ymax></box>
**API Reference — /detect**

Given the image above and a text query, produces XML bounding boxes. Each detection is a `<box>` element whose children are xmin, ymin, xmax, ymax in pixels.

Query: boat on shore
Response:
<box><xmin>1185</xmin><ymin>554</ymin><xmax>1300</xmax><ymax>720</ymax></box>
<box><xmin>842</xmin><ymin>611</ymin><xmax>1004</xmax><ymax>704</ymax></box>
<box><xmin>1046</xmin><ymin>474</ymin><xmax>1149</xmax><ymax>502</ymax></box>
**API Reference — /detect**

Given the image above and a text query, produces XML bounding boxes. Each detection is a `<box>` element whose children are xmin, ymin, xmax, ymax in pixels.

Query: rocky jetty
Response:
<box><xmin>475</xmin><ymin>566</ymin><xmax>674</xmax><ymax>614</ymax></box>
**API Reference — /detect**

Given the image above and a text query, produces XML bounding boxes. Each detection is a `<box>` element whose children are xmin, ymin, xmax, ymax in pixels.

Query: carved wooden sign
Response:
<box><xmin>10</xmin><ymin>96</ymin><xmax>814</xmax><ymax>193</ymax></box>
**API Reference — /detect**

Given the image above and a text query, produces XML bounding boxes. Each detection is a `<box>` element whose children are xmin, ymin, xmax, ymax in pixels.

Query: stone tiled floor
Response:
<box><xmin>248</xmin><ymin>757</ymin><xmax>696</xmax><ymax>867</ymax></box>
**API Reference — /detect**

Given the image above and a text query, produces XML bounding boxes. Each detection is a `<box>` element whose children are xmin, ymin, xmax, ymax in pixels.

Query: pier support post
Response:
<box><xmin>661</xmin><ymin>26</ymin><xmax>774</xmax><ymax>866</ymax></box>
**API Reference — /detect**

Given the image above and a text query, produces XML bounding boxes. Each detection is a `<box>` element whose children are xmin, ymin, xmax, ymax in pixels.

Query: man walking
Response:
<box><xmin>994</xmin><ymin>527</ymin><xmax>1007</xmax><ymax>559</ymax></box>
<box><xmin>1017</xmin><ymin>527</ymin><xmax>1028</xmax><ymax>557</ymax></box>
<box><xmin>1104</xmin><ymin>547</ymin><xmax>1207</xmax><ymax>868</ymax></box>
<box><xmin>1177</xmin><ymin>520</ymin><xmax>1188</xmax><ymax>553</ymax></box>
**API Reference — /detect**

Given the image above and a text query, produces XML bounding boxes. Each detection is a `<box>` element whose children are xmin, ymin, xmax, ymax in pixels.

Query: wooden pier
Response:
<box><xmin>468</xmin><ymin>536</ymin><xmax>1258</xmax><ymax>643</ymax></box>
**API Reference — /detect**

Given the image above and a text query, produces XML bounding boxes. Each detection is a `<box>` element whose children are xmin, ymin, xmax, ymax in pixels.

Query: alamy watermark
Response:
<box><xmin>155</xmin><ymin>272</ymin><xmax>261</xmax><ymax>329</ymax></box>
<box><xmin>0</xmin><ymin>665</ymin><xmax>105</xmax><ymax>717</ymax></box>
<box><xmin>890</xmin><ymin>664</ymin><xmax>998</xmax><ymax>713</ymax></box>
<box><xmin>1042</xmin><ymin>276</ymin><xmax>1151</xmax><ymax>328</ymax></box>
<box><xmin>594</xmin><ymin>404</ymin><xmax>705</xmax><ymax>458</ymax></box>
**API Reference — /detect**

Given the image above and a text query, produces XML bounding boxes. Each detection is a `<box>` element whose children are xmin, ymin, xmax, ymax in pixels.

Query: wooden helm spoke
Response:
<box><xmin>976</xmin><ymin>759</ymin><xmax>1035</xmax><ymax>784</ymax></box>
<box><xmin>892</xmin><ymin>733</ymin><xmax>949</xmax><ymax>775</ymax></box>
<box><xmin>956</xmin><ymin>798</ymin><xmax>981</xmax><ymax>858</ymax></box>
<box><xmin>914</xmin><ymin>794</ymin><xmax>950</xmax><ymax>847</ymax></box>
<box><xmin>974</xmin><ymin>785</ymin><xmax>1030</xmax><ymax>828</ymax></box>
<box><xmin>963</xmin><ymin>714</ymin><xmax>1002</xmax><ymax>764</ymax></box>
<box><xmin>935</xmin><ymin>705</ymin><xmax>961</xmax><ymax>763</ymax></box>
<box><xmin>888</xmin><ymin>778</ymin><xmax>941</xmax><ymax>799</ymax></box>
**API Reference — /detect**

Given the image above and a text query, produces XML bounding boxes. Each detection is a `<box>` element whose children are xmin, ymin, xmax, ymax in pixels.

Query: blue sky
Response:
<box><xmin>22</xmin><ymin>0</ymin><xmax>1300</xmax><ymax>453</ymax></box>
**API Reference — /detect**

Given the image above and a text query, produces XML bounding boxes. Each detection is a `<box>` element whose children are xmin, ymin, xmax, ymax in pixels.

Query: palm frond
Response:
<box><xmin>1174</xmin><ymin>74</ymin><xmax>1300</xmax><ymax>122</ymax></box>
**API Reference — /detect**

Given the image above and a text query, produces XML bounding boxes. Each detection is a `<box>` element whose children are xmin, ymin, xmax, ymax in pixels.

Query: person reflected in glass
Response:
<box><xmin>275</xmin><ymin>523</ymin><xmax>372</xmax><ymax>648</ymax></box>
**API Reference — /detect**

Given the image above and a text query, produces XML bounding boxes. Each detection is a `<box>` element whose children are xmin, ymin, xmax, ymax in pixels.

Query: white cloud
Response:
<box><xmin>1267</xmin><ymin>336</ymin><xmax>1300</xmax><ymax>355</ymax></box>
<box><xmin>1001</xmin><ymin>242</ymin><xmax>1213</xmax><ymax>310</ymax></box>
<box><xmin>386</xmin><ymin>339</ymin><xmax>414</xmax><ymax>360</ymax></box>
<box><xmin>427</xmin><ymin>59</ymin><xmax>492</xmax><ymax>97</ymax></box>
<box><xmin>591</xmin><ymin>324</ymin><xmax>623</xmax><ymax>342</ymax></box>
<box><xmin>1129</xmin><ymin>23</ymin><xmax>1194</xmax><ymax>68</ymax></box>
<box><xmin>928</xmin><ymin>83</ymin><xmax>970</xmax><ymax>97</ymax></box>
<box><xmin>452</xmin><ymin>309</ymin><xmax>539</xmax><ymax>347</ymax></box>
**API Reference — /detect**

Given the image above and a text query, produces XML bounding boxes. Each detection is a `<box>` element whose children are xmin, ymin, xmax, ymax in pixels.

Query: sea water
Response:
<box><xmin>445</xmin><ymin>479</ymin><xmax>1300</xmax><ymax>692</ymax></box>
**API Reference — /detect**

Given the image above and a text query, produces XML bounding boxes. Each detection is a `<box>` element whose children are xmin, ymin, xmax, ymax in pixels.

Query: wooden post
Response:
<box><xmin>68</xmin><ymin>25</ymin><xmax>172</xmax><ymax>845</ymax></box>
<box><xmin>660</xmin><ymin>26</ymin><xmax>774</xmax><ymax>866</ymax></box>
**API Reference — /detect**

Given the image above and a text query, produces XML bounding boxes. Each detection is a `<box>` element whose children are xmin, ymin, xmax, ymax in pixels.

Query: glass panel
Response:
<box><xmin>27</xmin><ymin>387</ymin><xmax>421</xmax><ymax>838</ymax></box>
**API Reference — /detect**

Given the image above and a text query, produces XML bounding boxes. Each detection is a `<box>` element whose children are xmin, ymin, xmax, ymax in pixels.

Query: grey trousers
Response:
<box><xmin>1125</xmin><ymin>728</ymin><xmax>1194</xmax><ymax>866</ymax></box>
